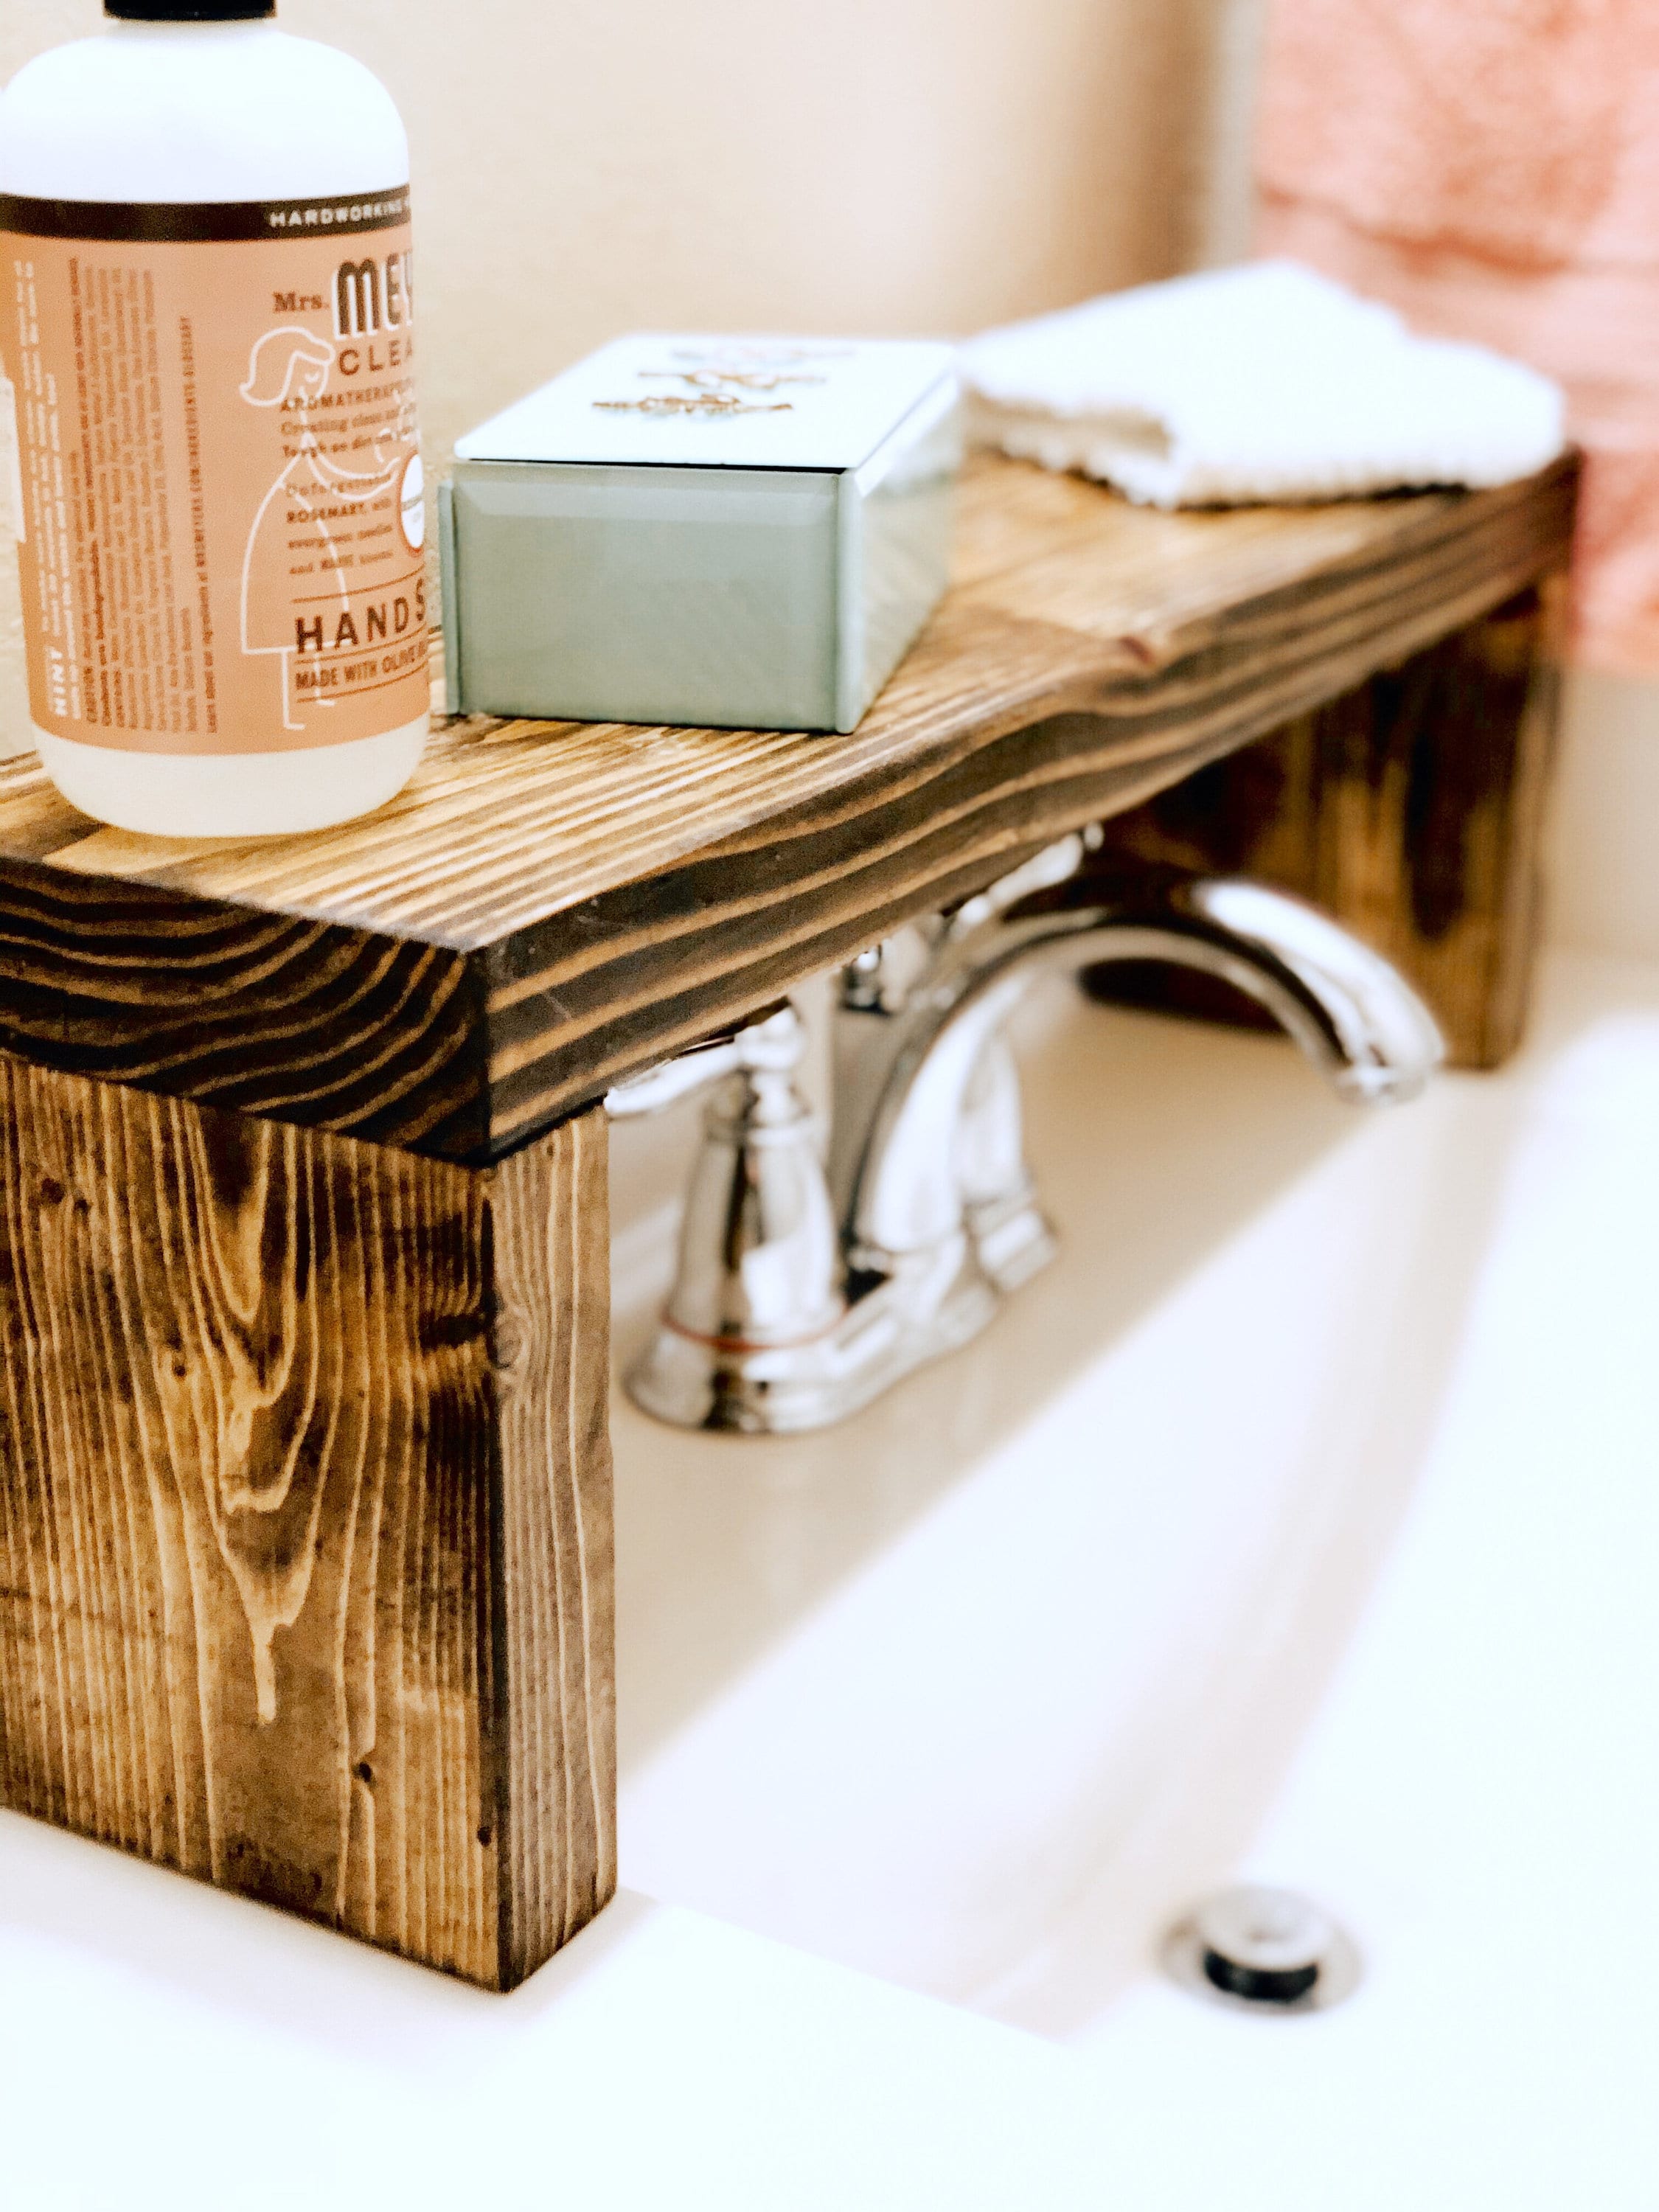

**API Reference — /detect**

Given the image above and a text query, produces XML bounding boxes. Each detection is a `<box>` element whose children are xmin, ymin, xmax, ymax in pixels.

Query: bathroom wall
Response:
<box><xmin>1237</xmin><ymin>0</ymin><xmax>1659</xmax><ymax>964</ymax></box>
<box><xmin>1548</xmin><ymin>669</ymin><xmax>1659</xmax><ymax>959</ymax></box>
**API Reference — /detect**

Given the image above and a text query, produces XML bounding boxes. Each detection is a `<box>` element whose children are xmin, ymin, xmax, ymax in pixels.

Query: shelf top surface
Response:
<box><xmin>0</xmin><ymin>453</ymin><xmax>1576</xmax><ymax>959</ymax></box>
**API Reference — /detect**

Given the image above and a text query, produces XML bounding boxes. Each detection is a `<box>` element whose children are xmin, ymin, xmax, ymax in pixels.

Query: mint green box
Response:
<box><xmin>439</xmin><ymin>335</ymin><xmax>959</xmax><ymax>734</ymax></box>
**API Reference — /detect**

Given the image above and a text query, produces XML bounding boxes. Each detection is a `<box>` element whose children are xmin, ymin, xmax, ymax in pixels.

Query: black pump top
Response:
<box><xmin>105</xmin><ymin>2</ymin><xmax>274</xmax><ymax>18</ymax></box>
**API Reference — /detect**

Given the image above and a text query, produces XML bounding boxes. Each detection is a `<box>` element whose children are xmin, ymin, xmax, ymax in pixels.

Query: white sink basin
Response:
<box><xmin>613</xmin><ymin>950</ymin><xmax>1659</xmax><ymax>2201</ymax></box>
<box><xmin>1</xmin><ymin>950</ymin><xmax>1650</xmax><ymax>2211</ymax></box>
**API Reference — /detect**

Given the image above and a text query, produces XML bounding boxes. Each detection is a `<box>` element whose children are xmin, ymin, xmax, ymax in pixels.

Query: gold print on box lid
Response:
<box><xmin>594</xmin><ymin>341</ymin><xmax>852</xmax><ymax>420</ymax></box>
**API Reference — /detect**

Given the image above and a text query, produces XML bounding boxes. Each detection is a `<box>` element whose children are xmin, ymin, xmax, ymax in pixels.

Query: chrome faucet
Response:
<box><xmin>608</xmin><ymin>837</ymin><xmax>1444</xmax><ymax>1433</ymax></box>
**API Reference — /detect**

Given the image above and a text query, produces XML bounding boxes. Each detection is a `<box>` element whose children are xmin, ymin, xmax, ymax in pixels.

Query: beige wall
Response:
<box><xmin>287</xmin><ymin>0</ymin><xmax>1219</xmax><ymax>466</ymax></box>
<box><xmin>0</xmin><ymin>0</ymin><xmax>1225</xmax><ymax>748</ymax></box>
<box><xmin>1549</xmin><ymin>671</ymin><xmax>1659</xmax><ymax>961</ymax></box>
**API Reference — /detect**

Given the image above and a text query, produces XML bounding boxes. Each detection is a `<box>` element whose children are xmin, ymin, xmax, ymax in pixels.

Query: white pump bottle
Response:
<box><xmin>0</xmin><ymin>0</ymin><xmax>428</xmax><ymax>835</ymax></box>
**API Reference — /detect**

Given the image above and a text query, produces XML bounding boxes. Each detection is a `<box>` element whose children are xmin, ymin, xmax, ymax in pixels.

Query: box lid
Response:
<box><xmin>453</xmin><ymin>335</ymin><xmax>957</xmax><ymax>472</ymax></box>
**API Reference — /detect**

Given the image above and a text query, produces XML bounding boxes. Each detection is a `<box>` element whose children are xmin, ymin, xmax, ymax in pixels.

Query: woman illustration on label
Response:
<box><xmin>240</xmin><ymin>326</ymin><xmax>406</xmax><ymax>734</ymax></box>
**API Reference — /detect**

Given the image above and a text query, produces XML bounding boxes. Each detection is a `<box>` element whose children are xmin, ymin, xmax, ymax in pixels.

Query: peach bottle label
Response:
<box><xmin>0</xmin><ymin>188</ymin><xmax>426</xmax><ymax>756</ymax></box>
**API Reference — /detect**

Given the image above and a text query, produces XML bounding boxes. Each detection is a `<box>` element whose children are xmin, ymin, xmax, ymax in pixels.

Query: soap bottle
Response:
<box><xmin>0</xmin><ymin>0</ymin><xmax>428</xmax><ymax>836</ymax></box>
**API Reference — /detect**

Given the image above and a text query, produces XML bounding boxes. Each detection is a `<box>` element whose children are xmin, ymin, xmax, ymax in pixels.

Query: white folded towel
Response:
<box><xmin>959</xmin><ymin>260</ymin><xmax>1566</xmax><ymax>507</ymax></box>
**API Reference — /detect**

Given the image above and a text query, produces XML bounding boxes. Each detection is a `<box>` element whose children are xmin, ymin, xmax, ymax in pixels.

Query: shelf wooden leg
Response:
<box><xmin>0</xmin><ymin>1059</ymin><xmax>615</xmax><ymax>1990</ymax></box>
<box><xmin>1080</xmin><ymin>580</ymin><xmax>1567</xmax><ymax>1069</ymax></box>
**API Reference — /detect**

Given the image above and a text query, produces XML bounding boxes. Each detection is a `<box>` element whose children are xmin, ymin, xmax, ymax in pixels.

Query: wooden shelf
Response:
<box><xmin>0</xmin><ymin>453</ymin><xmax>1576</xmax><ymax>1164</ymax></box>
<box><xmin>0</xmin><ymin>448</ymin><xmax>1579</xmax><ymax>1987</ymax></box>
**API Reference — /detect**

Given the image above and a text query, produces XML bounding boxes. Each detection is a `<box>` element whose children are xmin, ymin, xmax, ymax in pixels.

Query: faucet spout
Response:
<box><xmin>1085</xmin><ymin>877</ymin><xmax>1445</xmax><ymax>1106</ymax></box>
<box><xmin>844</xmin><ymin>874</ymin><xmax>1444</xmax><ymax>1267</ymax></box>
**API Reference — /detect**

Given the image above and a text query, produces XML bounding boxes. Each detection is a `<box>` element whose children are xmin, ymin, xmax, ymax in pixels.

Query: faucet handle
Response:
<box><xmin>839</xmin><ymin>834</ymin><xmax>1103</xmax><ymax>1018</ymax></box>
<box><xmin>605</xmin><ymin>1001</ymin><xmax>796</xmax><ymax>1119</ymax></box>
<box><xmin>622</xmin><ymin>997</ymin><xmax>849</xmax><ymax>1433</ymax></box>
<box><xmin>944</xmin><ymin>829</ymin><xmax>1102</xmax><ymax>939</ymax></box>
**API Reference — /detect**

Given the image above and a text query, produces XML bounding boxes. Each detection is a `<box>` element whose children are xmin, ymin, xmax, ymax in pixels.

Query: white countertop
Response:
<box><xmin>0</xmin><ymin>1826</ymin><xmax>1114</xmax><ymax>2211</ymax></box>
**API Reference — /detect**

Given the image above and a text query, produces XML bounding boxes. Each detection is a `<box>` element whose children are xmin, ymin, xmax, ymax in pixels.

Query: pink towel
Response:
<box><xmin>1257</xmin><ymin>0</ymin><xmax>1659</xmax><ymax>676</ymax></box>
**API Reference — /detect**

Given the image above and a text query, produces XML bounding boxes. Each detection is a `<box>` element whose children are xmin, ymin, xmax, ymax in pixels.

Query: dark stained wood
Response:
<box><xmin>490</xmin><ymin>1113</ymin><xmax>616</xmax><ymax>1981</ymax></box>
<box><xmin>0</xmin><ymin>1060</ymin><xmax>613</xmax><ymax>1989</ymax></box>
<box><xmin>0</xmin><ymin>454</ymin><xmax>1577</xmax><ymax>1161</ymax></box>
<box><xmin>1079</xmin><ymin>582</ymin><xmax>1565</xmax><ymax>1068</ymax></box>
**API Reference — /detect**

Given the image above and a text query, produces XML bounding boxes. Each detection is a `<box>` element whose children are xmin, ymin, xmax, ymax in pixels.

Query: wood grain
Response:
<box><xmin>0</xmin><ymin>455</ymin><xmax>1578</xmax><ymax>1161</ymax></box>
<box><xmin>0</xmin><ymin>1062</ymin><xmax>612</xmax><ymax>1987</ymax></box>
<box><xmin>489</xmin><ymin>1112</ymin><xmax>616</xmax><ymax>1982</ymax></box>
<box><xmin>1079</xmin><ymin>582</ymin><xmax>1565</xmax><ymax>1068</ymax></box>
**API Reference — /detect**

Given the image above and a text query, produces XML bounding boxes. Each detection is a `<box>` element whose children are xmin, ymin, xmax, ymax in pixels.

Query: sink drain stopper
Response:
<box><xmin>1164</xmin><ymin>1885</ymin><xmax>1361</xmax><ymax>2014</ymax></box>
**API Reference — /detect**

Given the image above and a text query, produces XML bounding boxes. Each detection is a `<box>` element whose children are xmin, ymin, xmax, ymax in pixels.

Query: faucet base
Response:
<box><xmin>967</xmin><ymin>1191</ymin><xmax>1059</xmax><ymax>1294</ymax></box>
<box><xmin>624</xmin><ymin>1238</ymin><xmax>1023</xmax><ymax>1435</ymax></box>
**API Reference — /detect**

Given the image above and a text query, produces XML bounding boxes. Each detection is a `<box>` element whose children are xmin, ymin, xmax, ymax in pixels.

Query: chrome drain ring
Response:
<box><xmin>1163</xmin><ymin>1885</ymin><xmax>1363</xmax><ymax>2015</ymax></box>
